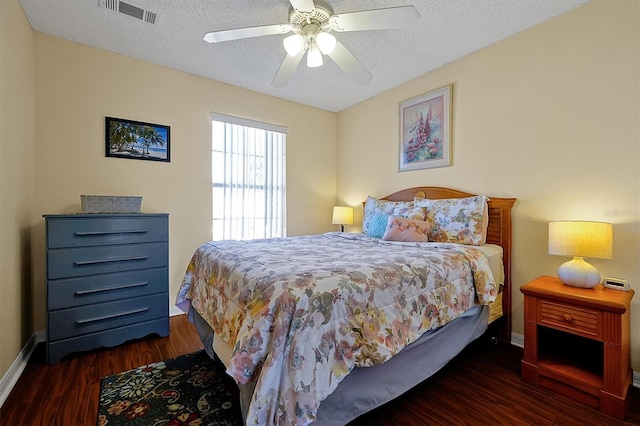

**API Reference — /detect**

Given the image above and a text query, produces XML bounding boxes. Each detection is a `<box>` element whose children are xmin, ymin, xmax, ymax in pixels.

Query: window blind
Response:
<box><xmin>211</xmin><ymin>114</ymin><xmax>286</xmax><ymax>240</ymax></box>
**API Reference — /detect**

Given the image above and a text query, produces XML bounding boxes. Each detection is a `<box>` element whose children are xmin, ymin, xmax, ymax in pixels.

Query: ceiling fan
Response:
<box><xmin>203</xmin><ymin>0</ymin><xmax>419</xmax><ymax>87</ymax></box>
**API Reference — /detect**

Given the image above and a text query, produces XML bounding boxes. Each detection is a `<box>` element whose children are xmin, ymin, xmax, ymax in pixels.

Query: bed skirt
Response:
<box><xmin>187</xmin><ymin>305</ymin><xmax>489</xmax><ymax>425</ymax></box>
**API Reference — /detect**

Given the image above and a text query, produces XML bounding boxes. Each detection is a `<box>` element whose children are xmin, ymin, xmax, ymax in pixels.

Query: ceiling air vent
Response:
<box><xmin>99</xmin><ymin>0</ymin><xmax>158</xmax><ymax>25</ymax></box>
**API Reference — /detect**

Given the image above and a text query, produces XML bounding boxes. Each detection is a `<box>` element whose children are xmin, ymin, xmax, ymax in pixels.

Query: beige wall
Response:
<box><xmin>337</xmin><ymin>0</ymin><xmax>640</xmax><ymax>370</ymax></box>
<box><xmin>0</xmin><ymin>0</ymin><xmax>37</xmax><ymax>377</ymax></box>
<box><xmin>30</xmin><ymin>36</ymin><xmax>337</xmax><ymax>333</ymax></box>
<box><xmin>3</xmin><ymin>0</ymin><xmax>639</xmax><ymax>385</ymax></box>
<box><xmin>2</xmin><ymin>0</ymin><xmax>336</xmax><ymax>381</ymax></box>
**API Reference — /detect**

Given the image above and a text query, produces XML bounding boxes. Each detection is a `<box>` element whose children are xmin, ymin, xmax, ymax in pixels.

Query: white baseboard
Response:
<box><xmin>510</xmin><ymin>332</ymin><xmax>524</xmax><ymax>348</ymax></box>
<box><xmin>0</xmin><ymin>330</ymin><xmax>44</xmax><ymax>408</ymax></box>
<box><xmin>510</xmin><ymin>332</ymin><xmax>639</xmax><ymax>388</ymax></box>
<box><xmin>170</xmin><ymin>305</ymin><xmax>185</xmax><ymax>317</ymax></box>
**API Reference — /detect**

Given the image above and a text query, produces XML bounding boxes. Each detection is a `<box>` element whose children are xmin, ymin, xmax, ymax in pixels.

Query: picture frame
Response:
<box><xmin>106</xmin><ymin>116</ymin><xmax>170</xmax><ymax>162</ymax></box>
<box><xmin>399</xmin><ymin>85</ymin><xmax>452</xmax><ymax>171</ymax></box>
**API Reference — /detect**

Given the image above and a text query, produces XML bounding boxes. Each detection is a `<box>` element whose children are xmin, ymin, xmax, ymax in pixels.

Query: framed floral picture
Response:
<box><xmin>399</xmin><ymin>85</ymin><xmax>452</xmax><ymax>171</ymax></box>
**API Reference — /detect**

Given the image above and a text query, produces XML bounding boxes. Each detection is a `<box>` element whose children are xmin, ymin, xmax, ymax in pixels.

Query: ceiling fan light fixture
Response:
<box><xmin>316</xmin><ymin>31</ymin><xmax>336</xmax><ymax>54</ymax></box>
<box><xmin>307</xmin><ymin>45</ymin><xmax>323</xmax><ymax>67</ymax></box>
<box><xmin>283</xmin><ymin>33</ymin><xmax>305</xmax><ymax>56</ymax></box>
<box><xmin>204</xmin><ymin>2</ymin><xmax>419</xmax><ymax>87</ymax></box>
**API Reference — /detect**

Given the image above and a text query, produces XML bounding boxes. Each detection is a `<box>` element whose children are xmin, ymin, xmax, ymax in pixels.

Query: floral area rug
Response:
<box><xmin>97</xmin><ymin>350</ymin><xmax>243</xmax><ymax>426</ymax></box>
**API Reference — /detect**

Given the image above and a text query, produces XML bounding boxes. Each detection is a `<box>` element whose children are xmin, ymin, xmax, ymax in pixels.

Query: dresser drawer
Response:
<box><xmin>47</xmin><ymin>215</ymin><xmax>168</xmax><ymax>248</ymax></box>
<box><xmin>47</xmin><ymin>241</ymin><xmax>168</xmax><ymax>279</ymax></box>
<box><xmin>48</xmin><ymin>268</ymin><xmax>167</xmax><ymax>310</ymax></box>
<box><xmin>539</xmin><ymin>299</ymin><xmax>599</xmax><ymax>338</ymax></box>
<box><xmin>48</xmin><ymin>293</ymin><xmax>168</xmax><ymax>341</ymax></box>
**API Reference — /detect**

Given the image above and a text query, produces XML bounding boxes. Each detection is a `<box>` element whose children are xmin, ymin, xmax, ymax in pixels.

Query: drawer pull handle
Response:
<box><xmin>562</xmin><ymin>314</ymin><xmax>573</xmax><ymax>322</ymax></box>
<box><xmin>74</xmin><ymin>256</ymin><xmax>148</xmax><ymax>266</ymax></box>
<box><xmin>75</xmin><ymin>281</ymin><xmax>149</xmax><ymax>295</ymax></box>
<box><xmin>75</xmin><ymin>230</ymin><xmax>148</xmax><ymax>236</ymax></box>
<box><xmin>75</xmin><ymin>307</ymin><xmax>149</xmax><ymax>325</ymax></box>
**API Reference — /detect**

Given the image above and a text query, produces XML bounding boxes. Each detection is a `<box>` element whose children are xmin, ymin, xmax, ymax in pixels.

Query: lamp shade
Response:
<box><xmin>548</xmin><ymin>221</ymin><xmax>613</xmax><ymax>288</ymax></box>
<box><xmin>332</xmin><ymin>206</ymin><xmax>353</xmax><ymax>226</ymax></box>
<box><xmin>316</xmin><ymin>32</ymin><xmax>337</xmax><ymax>54</ymax></box>
<box><xmin>548</xmin><ymin>221</ymin><xmax>612</xmax><ymax>259</ymax></box>
<box><xmin>306</xmin><ymin>44</ymin><xmax>323</xmax><ymax>67</ymax></box>
<box><xmin>283</xmin><ymin>34</ymin><xmax>304</xmax><ymax>56</ymax></box>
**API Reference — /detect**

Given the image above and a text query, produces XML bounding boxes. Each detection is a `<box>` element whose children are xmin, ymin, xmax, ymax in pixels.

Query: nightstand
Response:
<box><xmin>521</xmin><ymin>275</ymin><xmax>634</xmax><ymax>418</ymax></box>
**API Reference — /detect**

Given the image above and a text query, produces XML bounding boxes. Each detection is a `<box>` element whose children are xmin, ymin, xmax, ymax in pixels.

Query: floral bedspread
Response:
<box><xmin>176</xmin><ymin>232</ymin><xmax>497</xmax><ymax>425</ymax></box>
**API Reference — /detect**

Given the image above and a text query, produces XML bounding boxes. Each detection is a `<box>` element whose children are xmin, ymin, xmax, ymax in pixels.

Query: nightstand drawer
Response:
<box><xmin>540</xmin><ymin>300</ymin><xmax>599</xmax><ymax>338</ymax></box>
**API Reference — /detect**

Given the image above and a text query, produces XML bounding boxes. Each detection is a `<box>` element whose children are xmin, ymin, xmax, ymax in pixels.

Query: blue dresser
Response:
<box><xmin>44</xmin><ymin>213</ymin><xmax>169</xmax><ymax>364</ymax></box>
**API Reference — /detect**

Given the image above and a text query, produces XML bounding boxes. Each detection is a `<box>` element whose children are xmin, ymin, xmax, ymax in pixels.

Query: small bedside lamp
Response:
<box><xmin>548</xmin><ymin>221</ymin><xmax>613</xmax><ymax>288</ymax></box>
<box><xmin>332</xmin><ymin>206</ymin><xmax>353</xmax><ymax>232</ymax></box>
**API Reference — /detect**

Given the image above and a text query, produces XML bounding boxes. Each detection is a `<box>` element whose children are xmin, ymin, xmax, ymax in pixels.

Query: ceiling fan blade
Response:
<box><xmin>272</xmin><ymin>50</ymin><xmax>305</xmax><ymax>88</ymax></box>
<box><xmin>330</xmin><ymin>6</ymin><xmax>419</xmax><ymax>32</ymax></box>
<box><xmin>289</xmin><ymin>0</ymin><xmax>315</xmax><ymax>13</ymax></box>
<box><xmin>204</xmin><ymin>24</ymin><xmax>291</xmax><ymax>43</ymax></box>
<box><xmin>327</xmin><ymin>41</ymin><xmax>372</xmax><ymax>85</ymax></box>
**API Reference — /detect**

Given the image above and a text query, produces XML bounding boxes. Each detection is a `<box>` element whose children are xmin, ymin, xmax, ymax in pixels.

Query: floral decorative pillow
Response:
<box><xmin>382</xmin><ymin>216</ymin><xmax>430</xmax><ymax>242</ymax></box>
<box><xmin>363</xmin><ymin>197</ymin><xmax>426</xmax><ymax>234</ymax></box>
<box><xmin>362</xmin><ymin>196</ymin><xmax>396</xmax><ymax>234</ymax></box>
<box><xmin>414</xmin><ymin>195</ymin><xmax>489</xmax><ymax>245</ymax></box>
<box><xmin>391</xmin><ymin>202</ymin><xmax>425</xmax><ymax>221</ymax></box>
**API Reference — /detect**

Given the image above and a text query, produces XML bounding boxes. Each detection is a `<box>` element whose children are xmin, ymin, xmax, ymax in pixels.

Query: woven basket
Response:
<box><xmin>81</xmin><ymin>195</ymin><xmax>142</xmax><ymax>214</ymax></box>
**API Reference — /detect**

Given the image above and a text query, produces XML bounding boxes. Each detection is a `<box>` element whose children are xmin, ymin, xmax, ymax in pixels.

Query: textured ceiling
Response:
<box><xmin>19</xmin><ymin>0</ymin><xmax>589</xmax><ymax>112</ymax></box>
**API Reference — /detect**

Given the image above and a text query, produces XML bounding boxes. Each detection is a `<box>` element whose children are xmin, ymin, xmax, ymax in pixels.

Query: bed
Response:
<box><xmin>176</xmin><ymin>186</ymin><xmax>516</xmax><ymax>425</ymax></box>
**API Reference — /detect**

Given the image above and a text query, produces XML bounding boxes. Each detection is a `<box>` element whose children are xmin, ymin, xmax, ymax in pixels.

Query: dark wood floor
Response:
<box><xmin>1</xmin><ymin>314</ymin><xmax>639</xmax><ymax>425</ymax></box>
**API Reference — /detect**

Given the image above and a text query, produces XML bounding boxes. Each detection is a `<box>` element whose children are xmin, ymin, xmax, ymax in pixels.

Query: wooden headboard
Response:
<box><xmin>380</xmin><ymin>186</ymin><xmax>517</xmax><ymax>340</ymax></box>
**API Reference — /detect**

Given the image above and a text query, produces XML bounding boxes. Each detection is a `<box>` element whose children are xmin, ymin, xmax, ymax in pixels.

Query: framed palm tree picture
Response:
<box><xmin>106</xmin><ymin>116</ymin><xmax>170</xmax><ymax>162</ymax></box>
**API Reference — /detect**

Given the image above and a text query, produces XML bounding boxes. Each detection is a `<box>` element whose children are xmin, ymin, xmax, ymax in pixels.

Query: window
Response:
<box><xmin>211</xmin><ymin>113</ymin><xmax>286</xmax><ymax>240</ymax></box>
